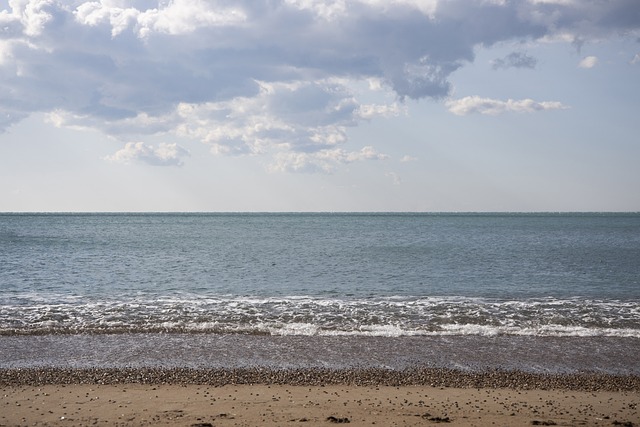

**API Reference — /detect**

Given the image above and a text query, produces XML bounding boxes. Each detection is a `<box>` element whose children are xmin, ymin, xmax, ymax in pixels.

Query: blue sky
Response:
<box><xmin>1</xmin><ymin>0</ymin><xmax>639</xmax><ymax>212</ymax></box>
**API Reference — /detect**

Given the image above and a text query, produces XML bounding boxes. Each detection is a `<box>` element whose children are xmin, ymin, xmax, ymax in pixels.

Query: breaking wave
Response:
<box><xmin>1</xmin><ymin>293</ymin><xmax>638</xmax><ymax>337</ymax></box>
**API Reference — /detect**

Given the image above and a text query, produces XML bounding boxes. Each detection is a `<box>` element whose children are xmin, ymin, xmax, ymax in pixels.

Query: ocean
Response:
<box><xmin>1</xmin><ymin>212</ymin><xmax>639</xmax><ymax>373</ymax></box>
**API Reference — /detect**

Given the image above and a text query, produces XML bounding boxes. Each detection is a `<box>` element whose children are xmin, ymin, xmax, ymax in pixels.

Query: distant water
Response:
<box><xmin>1</xmin><ymin>213</ymin><xmax>639</xmax><ymax>373</ymax></box>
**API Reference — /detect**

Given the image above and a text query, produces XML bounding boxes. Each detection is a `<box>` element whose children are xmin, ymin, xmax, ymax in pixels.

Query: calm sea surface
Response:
<box><xmin>1</xmin><ymin>213</ymin><xmax>639</xmax><ymax>373</ymax></box>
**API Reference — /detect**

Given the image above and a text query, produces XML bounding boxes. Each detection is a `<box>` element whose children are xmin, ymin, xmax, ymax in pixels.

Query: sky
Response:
<box><xmin>0</xmin><ymin>0</ymin><xmax>639</xmax><ymax>212</ymax></box>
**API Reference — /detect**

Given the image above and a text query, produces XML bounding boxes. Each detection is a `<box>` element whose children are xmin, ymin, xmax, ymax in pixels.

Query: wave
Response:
<box><xmin>1</xmin><ymin>294</ymin><xmax>639</xmax><ymax>337</ymax></box>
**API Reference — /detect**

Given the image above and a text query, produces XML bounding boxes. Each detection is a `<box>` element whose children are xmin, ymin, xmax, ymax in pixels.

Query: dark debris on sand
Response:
<box><xmin>327</xmin><ymin>416</ymin><xmax>350</xmax><ymax>423</ymax></box>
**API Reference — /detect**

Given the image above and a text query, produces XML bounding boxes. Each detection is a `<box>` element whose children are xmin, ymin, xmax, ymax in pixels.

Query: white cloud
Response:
<box><xmin>285</xmin><ymin>0</ymin><xmax>439</xmax><ymax>20</ymax></box>
<box><xmin>74</xmin><ymin>0</ymin><xmax>247</xmax><ymax>38</ymax></box>
<box><xmin>269</xmin><ymin>146</ymin><xmax>388</xmax><ymax>173</ymax></box>
<box><xmin>630</xmin><ymin>53</ymin><xmax>640</xmax><ymax>65</ymax></box>
<box><xmin>105</xmin><ymin>141</ymin><xmax>190</xmax><ymax>166</ymax></box>
<box><xmin>170</xmin><ymin>79</ymin><xmax>375</xmax><ymax>156</ymax></box>
<box><xmin>283</xmin><ymin>0</ymin><xmax>347</xmax><ymax>21</ymax></box>
<box><xmin>3</xmin><ymin>0</ymin><xmax>54</xmax><ymax>37</ymax></box>
<box><xmin>578</xmin><ymin>56</ymin><xmax>598</xmax><ymax>69</ymax></box>
<box><xmin>74</xmin><ymin>2</ymin><xmax>141</xmax><ymax>37</ymax></box>
<box><xmin>137</xmin><ymin>0</ymin><xmax>247</xmax><ymax>37</ymax></box>
<box><xmin>0</xmin><ymin>0</ymin><xmax>638</xmax><ymax>171</ymax></box>
<box><xmin>446</xmin><ymin>96</ymin><xmax>569</xmax><ymax>116</ymax></box>
<box><xmin>356</xmin><ymin>103</ymin><xmax>406</xmax><ymax>119</ymax></box>
<box><xmin>400</xmin><ymin>155</ymin><xmax>418</xmax><ymax>162</ymax></box>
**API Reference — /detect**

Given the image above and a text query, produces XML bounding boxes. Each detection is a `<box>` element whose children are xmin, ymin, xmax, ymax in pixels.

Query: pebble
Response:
<box><xmin>0</xmin><ymin>367</ymin><xmax>638</xmax><ymax>391</ymax></box>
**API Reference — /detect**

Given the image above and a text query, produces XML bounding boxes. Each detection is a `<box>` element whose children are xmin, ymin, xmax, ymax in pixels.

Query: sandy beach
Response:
<box><xmin>1</xmin><ymin>368</ymin><xmax>638</xmax><ymax>426</ymax></box>
<box><xmin>2</xmin><ymin>383</ymin><xmax>638</xmax><ymax>426</ymax></box>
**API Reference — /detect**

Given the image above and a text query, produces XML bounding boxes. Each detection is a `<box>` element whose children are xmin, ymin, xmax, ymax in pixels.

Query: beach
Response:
<box><xmin>2</xmin><ymin>213</ymin><xmax>639</xmax><ymax>425</ymax></box>
<box><xmin>1</xmin><ymin>368</ymin><xmax>639</xmax><ymax>426</ymax></box>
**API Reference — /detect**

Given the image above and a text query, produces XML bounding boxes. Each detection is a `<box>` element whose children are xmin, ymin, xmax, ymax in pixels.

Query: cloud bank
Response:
<box><xmin>1</xmin><ymin>0</ymin><xmax>638</xmax><ymax>170</ymax></box>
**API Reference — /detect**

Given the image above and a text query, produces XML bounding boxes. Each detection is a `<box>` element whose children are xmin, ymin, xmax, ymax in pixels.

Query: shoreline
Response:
<box><xmin>2</xmin><ymin>367</ymin><xmax>640</xmax><ymax>391</ymax></box>
<box><xmin>4</xmin><ymin>334</ymin><xmax>639</xmax><ymax>376</ymax></box>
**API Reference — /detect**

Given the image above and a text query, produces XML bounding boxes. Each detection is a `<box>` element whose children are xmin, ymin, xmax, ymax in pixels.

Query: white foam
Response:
<box><xmin>436</xmin><ymin>324</ymin><xmax>640</xmax><ymax>338</ymax></box>
<box><xmin>270</xmin><ymin>323</ymin><xmax>321</xmax><ymax>336</ymax></box>
<box><xmin>1</xmin><ymin>293</ymin><xmax>639</xmax><ymax>337</ymax></box>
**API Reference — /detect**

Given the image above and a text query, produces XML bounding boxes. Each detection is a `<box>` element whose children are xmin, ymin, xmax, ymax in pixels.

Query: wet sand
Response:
<box><xmin>1</xmin><ymin>368</ymin><xmax>638</xmax><ymax>426</ymax></box>
<box><xmin>3</xmin><ymin>335</ymin><xmax>639</xmax><ymax>375</ymax></box>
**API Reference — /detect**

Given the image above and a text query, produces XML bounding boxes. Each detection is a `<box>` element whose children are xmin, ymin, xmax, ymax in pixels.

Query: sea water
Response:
<box><xmin>1</xmin><ymin>213</ymin><xmax>639</xmax><ymax>372</ymax></box>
